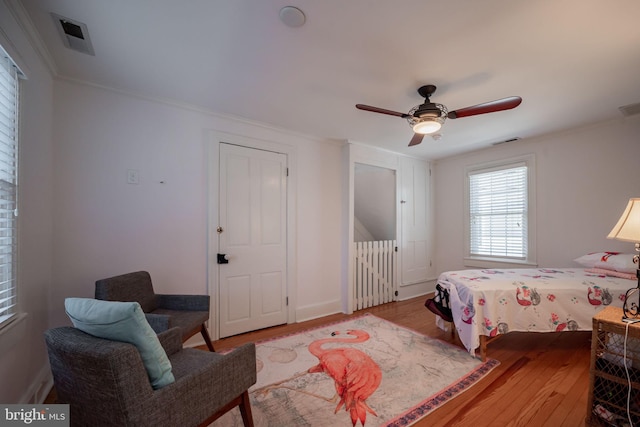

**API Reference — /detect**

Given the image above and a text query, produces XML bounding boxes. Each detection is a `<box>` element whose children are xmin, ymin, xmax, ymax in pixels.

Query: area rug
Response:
<box><xmin>216</xmin><ymin>314</ymin><xmax>499</xmax><ymax>427</ymax></box>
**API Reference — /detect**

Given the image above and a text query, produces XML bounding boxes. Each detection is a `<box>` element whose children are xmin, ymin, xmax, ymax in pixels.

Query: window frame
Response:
<box><xmin>464</xmin><ymin>154</ymin><xmax>537</xmax><ymax>268</ymax></box>
<box><xmin>0</xmin><ymin>45</ymin><xmax>22</xmax><ymax>332</ymax></box>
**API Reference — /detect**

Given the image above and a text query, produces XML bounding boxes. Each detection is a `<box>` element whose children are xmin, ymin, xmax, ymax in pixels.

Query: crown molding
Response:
<box><xmin>4</xmin><ymin>0</ymin><xmax>58</xmax><ymax>77</ymax></box>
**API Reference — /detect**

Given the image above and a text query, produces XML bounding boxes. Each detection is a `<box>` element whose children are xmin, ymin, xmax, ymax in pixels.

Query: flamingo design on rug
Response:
<box><xmin>308</xmin><ymin>329</ymin><xmax>382</xmax><ymax>427</ymax></box>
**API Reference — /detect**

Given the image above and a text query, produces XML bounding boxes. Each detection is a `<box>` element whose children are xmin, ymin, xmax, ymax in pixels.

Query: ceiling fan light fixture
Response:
<box><xmin>413</xmin><ymin>118</ymin><xmax>443</xmax><ymax>134</ymax></box>
<box><xmin>407</xmin><ymin>102</ymin><xmax>447</xmax><ymax>135</ymax></box>
<box><xmin>355</xmin><ymin>84</ymin><xmax>522</xmax><ymax>147</ymax></box>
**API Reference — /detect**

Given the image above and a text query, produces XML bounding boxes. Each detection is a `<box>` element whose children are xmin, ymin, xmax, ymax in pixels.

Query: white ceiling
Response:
<box><xmin>17</xmin><ymin>0</ymin><xmax>640</xmax><ymax>159</ymax></box>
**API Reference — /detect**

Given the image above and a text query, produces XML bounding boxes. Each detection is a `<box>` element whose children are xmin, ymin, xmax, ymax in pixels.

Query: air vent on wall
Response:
<box><xmin>619</xmin><ymin>102</ymin><xmax>640</xmax><ymax>117</ymax></box>
<box><xmin>492</xmin><ymin>137</ymin><xmax>521</xmax><ymax>146</ymax></box>
<box><xmin>51</xmin><ymin>13</ymin><xmax>95</xmax><ymax>56</ymax></box>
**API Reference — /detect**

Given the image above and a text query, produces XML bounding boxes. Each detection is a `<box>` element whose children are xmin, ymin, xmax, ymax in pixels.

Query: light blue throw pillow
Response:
<box><xmin>64</xmin><ymin>298</ymin><xmax>175</xmax><ymax>389</ymax></box>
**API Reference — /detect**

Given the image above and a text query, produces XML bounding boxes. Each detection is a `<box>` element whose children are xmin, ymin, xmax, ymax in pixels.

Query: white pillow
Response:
<box><xmin>574</xmin><ymin>252</ymin><xmax>619</xmax><ymax>268</ymax></box>
<box><xmin>65</xmin><ymin>298</ymin><xmax>175</xmax><ymax>389</ymax></box>
<box><xmin>574</xmin><ymin>252</ymin><xmax>637</xmax><ymax>273</ymax></box>
<box><xmin>595</xmin><ymin>253</ymin><xmax>637</xmax><ymax>274</ymax></box>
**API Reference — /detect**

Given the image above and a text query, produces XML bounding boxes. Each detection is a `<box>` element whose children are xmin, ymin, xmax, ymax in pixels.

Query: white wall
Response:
<box><xmin>0</xmin><ymin>1</ymin><xmax>55</xmax><ymax>403</ymax></box>
<box><xmin>50</xmin><ymin>80</ymin><xmax>344</xmax><ymax>328</ymax></box>
<box><xmin>434</xmin><ymin>115</ymin><xmax>640</xmax><ymax>275</ymax></box>
<box><xmin>292</xmin><ymin>131</ymin><xmax>343</xmax><ymax>318</ymax></box>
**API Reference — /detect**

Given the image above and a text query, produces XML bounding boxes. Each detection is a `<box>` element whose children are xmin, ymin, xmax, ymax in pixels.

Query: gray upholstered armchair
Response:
<box><xmin>95</xmin><ymin>271</ymin><xmax>215</xmax><ymax>351</ymax></box>
<box><xmin>44</xmin><ymin>326</ymin><xmax>256</xmax><ymax>427</ymax></box>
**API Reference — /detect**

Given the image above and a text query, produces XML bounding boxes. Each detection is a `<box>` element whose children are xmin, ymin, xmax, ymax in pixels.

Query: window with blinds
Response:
<box><xmin>465</xmin><ymin>155</ymin><xmax>535</xmax><ymax>265</ymax></box>
<box><xmin>0</xmin><ymin>48</ymin><xmax>20</xmax><ymax>328</ymax></box>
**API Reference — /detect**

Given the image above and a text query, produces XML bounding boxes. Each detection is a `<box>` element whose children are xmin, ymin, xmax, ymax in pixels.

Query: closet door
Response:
<box><xmin>399</xmin><ymin>157</ymin><xmax>432</xmax><ymax>285</ymax></box>
<box><xmin>218</xmin><ymin>143</ymin><xmax>288</xmax><ymax>338</ymax></box>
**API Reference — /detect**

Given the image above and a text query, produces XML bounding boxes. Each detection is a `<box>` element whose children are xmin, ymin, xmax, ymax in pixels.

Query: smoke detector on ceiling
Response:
<box><xmin>51</xmin><ymin>13</ymin><xmax>95</xmax><ymax>56</ymax></box>
<box><xmin>279</xmin><ymin>6</ymin><xmax>305</xmax><ymax>28</ymax></box>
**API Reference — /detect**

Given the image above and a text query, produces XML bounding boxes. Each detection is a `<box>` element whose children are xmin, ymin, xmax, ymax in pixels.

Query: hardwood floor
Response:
<box><xmin>212</xmin><ymin>296</ymin><xmax>591</xmax><ymax>427</ymax></box>
<box><xmin>45</xmin><ymin>295</ymin><xmax>591</xmax><ymax>425</ymax></box>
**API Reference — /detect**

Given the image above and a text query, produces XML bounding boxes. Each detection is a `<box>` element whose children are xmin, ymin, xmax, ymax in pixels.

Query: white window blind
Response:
<box><xmin>0</xmin><ymin>49</ymin><xmax>19</xmax><ymax>328</ymax></box>
<box><xmin>468</xmin><ymin>163</ymin><xmax>527</xmax><ymax>260</ymax></box>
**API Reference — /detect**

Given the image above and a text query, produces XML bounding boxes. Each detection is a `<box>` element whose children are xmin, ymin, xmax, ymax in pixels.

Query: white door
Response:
<box><xmin>400</xmin><ymin>157</ymin><xmax>432</xmax><ymax>285</ymax></box>
<box><xmin>218</xmin><ymin>143</ymin><xmax>288</xmax><ymax>337</ymax></box>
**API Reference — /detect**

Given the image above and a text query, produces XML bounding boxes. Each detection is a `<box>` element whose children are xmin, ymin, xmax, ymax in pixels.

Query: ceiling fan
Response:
<box><xmin>356</xmin><ymin>85</ymin><xmax>522</xmax><ymax>147</ymax></box>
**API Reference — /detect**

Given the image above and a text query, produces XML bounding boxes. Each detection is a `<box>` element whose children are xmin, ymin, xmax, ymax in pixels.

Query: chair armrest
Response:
<box><xmin>166</xmin><ymin>343</ymin><xmax>257</xmax><ymax>407</ymax></box>
<box><xmin>216</xmin><ymin>343</ymin><xmax>257</xmax><ymax>391</ymax></box>
<box><xmin>145</xmin><ymin>313</ymin><xmax>170</xmax><ymax>333</ymax></box>
<box><xmin>147</xmin><ymin>342</ymin><xmax>257</xmax><ymax>423</ymax></box>
<box><xmin>157</xmin><ymin>327</ymin><xmax>183</xmax><ymax>356</ymax></box>
<box><xmin>156</xmin><ymin>294</ymin><xmax>210</xmax><ymax>311</ymax></box>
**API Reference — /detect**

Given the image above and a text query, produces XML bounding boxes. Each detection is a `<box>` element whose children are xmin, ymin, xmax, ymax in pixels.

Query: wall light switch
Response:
<box><xmin>127</xmin><ymin>169</ymin><xmax>139</xmax><ymax>184</ymax></box>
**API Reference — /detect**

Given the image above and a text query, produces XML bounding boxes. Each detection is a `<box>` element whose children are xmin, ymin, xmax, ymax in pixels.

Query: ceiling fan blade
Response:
<box><xmin>356</xmin><ymin>104</ymin><xmax>410</xmax><ymax>119</ymax></box>
<box><xmin>408</xmin><ymin>133</ymin><xmax>424</xmax><ymax>146</ymax></box>
<box><xmin>447</xmin><ymin>96</ymin><xmax>522</xmax><ymax>119</ymax></box>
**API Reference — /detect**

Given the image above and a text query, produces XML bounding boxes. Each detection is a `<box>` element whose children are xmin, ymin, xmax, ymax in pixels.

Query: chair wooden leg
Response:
<box><xmin>201</xmin><ymin>324</ymin><xmax>215</xmax><ymax>352</ymax></box>
<box><xmin>239</xmin><ymin>390</ymin><xmax>254</xmax><ymax>427</ymax></box>
<box><xmin>198</xmin><ymin>392</ymin><xmax>249</xmax><ymax>427</ymax></box>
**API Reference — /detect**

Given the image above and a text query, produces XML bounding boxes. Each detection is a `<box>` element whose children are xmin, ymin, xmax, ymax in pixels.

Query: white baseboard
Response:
<box><xmin>397</xmin><ymin>278</ymin><xmax>437</xmax><ymax>300</ymax></box>
<box><xmin>22</xmin><ymin>364</ymin><xmax>54</xmax><ymax>404</ymax></box>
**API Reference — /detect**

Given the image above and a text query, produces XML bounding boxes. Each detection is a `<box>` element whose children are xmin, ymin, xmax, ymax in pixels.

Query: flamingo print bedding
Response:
<box><xmin>437</xmin><ymin>268</ymin><xmax>632</xmax><ymax>356</ymax></box>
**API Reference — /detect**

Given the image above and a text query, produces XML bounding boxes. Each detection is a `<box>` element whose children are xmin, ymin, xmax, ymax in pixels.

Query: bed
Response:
<box><xmin>432</xmin><ymin>265</ymin><xmax>637</xmax><ymax>360</ymax></box>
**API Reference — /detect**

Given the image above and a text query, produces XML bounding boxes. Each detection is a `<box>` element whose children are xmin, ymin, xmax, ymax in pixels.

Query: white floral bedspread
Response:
<box><xmin>437</xmin><ymin>268</ymin><xmax>632</xmax><ymax>355</ymax></box>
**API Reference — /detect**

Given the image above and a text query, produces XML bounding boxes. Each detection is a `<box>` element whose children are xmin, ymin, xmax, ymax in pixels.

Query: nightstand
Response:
<box><xmin>588</xmin><ymin>306</ymin><xmax>640</xmax><ymax>425</ymax></box>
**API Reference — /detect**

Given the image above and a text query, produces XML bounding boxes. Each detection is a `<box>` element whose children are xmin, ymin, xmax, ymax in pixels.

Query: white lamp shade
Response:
<box><xmin>412</xmin><ymin>119</ymin><xmax>442</xmax><ymax>134</ymax></box>
<box><xmin>608</xmin><ymin>198</ymin><xmax>640</xmax><ymax>242</ymax></box>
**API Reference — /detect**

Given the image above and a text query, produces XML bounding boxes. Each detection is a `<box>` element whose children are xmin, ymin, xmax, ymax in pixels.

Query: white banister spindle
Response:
<box><xmin>353</xmin><ymin>240</ymin><xmax>397</xmax><ymax>311</ymax></box>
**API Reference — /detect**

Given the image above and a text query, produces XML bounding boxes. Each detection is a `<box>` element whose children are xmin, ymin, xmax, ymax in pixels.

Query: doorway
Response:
<box><xmin>353</xmin><ymin>163</ymin><xmax>398</xmax><ymax>311</ymax></box>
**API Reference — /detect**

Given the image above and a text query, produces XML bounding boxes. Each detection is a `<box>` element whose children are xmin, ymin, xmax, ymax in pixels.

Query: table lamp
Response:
<box><xmin>607</xmin><ymin>198</ymin><xmax>640</xmax><ymax>320</ymax></box>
